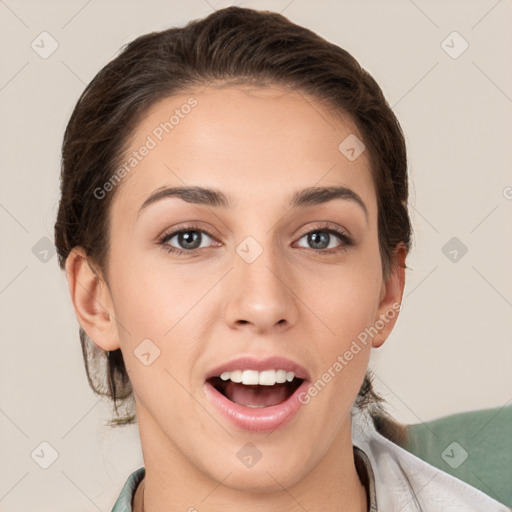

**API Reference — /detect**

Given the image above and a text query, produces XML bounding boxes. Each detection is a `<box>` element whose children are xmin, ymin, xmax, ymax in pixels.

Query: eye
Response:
<box><xmin>295</xmin><ymin>224</ymin><xmax>352</xmax><ymax>252</ymax></box>
<box><xmin>158</xmin><ymin>222</ymin><xmax>353</xmax><ymax>256</ymax></box>
<box><xmin>159</xmin><ymin>225</ymin><xmax>218</xmax><ymax>254</ymax></box>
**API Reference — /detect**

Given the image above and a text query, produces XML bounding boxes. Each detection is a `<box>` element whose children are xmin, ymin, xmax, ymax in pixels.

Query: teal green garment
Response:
<box><xmin>111</xmin><ymin>467</ymin><xmax>145</xmax><ymax>512</ymax></box>
<box><xmin>400</xmin><ymin>405</ymin><xmax>512</xmax><ymax>508</ymax></box>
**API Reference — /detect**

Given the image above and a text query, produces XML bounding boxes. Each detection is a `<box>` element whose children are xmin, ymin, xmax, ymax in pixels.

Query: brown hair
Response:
<box><xmin>55</xmin><ymin>6</ymin><xmax>411</xmax><ymax>441</ymax></box>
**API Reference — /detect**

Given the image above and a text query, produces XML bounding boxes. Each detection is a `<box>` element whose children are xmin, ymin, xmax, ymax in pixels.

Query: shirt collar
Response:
<box><xmin>354</xmin><ymin>445</ymin><xmax>378</xmax><ymax>511</ymax></box>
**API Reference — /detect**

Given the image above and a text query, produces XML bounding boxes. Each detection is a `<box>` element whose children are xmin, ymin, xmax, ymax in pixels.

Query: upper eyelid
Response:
<box><xmin>159</xmin><ymin>221</ymin><xmax>219</xmax><ymax>240</ymax></box>
<box><xmin>162</xmin><ymin>232</ymin><xmax>215</xmax><ymax>246</ymax></box>
<box><xmin>294</xmin><ymin>226</ymin><xmax>351</xmax><ymax>248</ymax></box>
<box><xmin>296</xmin><ymin>222</ymin><xmax>349</xmax><ymax>237</ymax></box>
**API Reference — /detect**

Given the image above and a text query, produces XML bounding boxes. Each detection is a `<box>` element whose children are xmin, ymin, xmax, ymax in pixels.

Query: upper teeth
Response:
<box><xmin>219</xmin><ymin>369</ymin><xmax>296</xmax><ymax>386</ymax></box>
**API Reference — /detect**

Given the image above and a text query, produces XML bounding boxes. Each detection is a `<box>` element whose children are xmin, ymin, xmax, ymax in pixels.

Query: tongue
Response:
<box><xmin>224</xmin><ymin>381</ymin><xmax>292</xmax><ymax>407</ymax></box>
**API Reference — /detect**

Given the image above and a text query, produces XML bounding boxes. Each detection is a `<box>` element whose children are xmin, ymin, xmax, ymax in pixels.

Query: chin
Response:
<box><xmin>217</xmin><ymin>464</ymin><xmax>306</xmax><ymax>493</ymax></box>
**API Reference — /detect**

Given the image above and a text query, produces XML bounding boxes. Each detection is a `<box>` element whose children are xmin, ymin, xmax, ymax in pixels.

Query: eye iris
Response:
<box><xmin>309</xmin><ymin>231</ymin><xmax>329</xmax><ymax>249</ymax></box>
<box><xmin>178</xmin><ymin>231</ymin><xmax>201</xmax><ymax>249</ymax></box>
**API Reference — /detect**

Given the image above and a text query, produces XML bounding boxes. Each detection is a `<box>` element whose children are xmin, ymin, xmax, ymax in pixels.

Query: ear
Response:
<box><xmin>371</xmin><ymin>244</ymin><xmax>406</xmax><ymax>348</ymax></box>
<box><xmin>64</xmin><ymin>247</ymin><xmax>120</xmax><ymax>352</ymax></box>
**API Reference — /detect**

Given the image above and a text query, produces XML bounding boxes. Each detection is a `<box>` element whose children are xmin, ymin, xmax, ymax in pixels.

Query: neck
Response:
<box><xmin>133</xmin><ymin>410</ymin><xmax>367</xmax><ymax>512</ymax></box>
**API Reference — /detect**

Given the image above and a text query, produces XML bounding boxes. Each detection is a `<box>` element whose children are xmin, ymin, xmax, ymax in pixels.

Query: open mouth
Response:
<box><xmin>206</xmin><ymin>376</ymin><xmax>305</xmax><ymax>408</ymax></box>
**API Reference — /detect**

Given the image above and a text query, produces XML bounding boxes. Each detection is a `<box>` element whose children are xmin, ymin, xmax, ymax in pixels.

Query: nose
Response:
<box><xmin>224</xmin><ymin>239</ymin><xmax>299</xmax><ymax>334</ymax></box>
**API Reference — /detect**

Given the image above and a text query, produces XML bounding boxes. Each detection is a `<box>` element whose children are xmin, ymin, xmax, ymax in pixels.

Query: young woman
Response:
<box><xmin>54</xmin><ymin>6</ymin><xmax>509</xmax><ymax>512</ymax></box>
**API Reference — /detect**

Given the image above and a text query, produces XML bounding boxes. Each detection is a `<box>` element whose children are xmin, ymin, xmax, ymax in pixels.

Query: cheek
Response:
<box><xmin>108</xmin><ymin>249</ymin><xmax>216</xmax><ymax>374</ymax></box>
<box><xmin>331</xmin><ymin>280</ymin><xmax>381</xmax><ymax>342</ymax></box>
<box><xmin>301</xmin><ymin>255</ymin><xmax>382</xmax><ymax>341</ymax></box>
<box><xmin>314</xmin><ymin>280</ymin><xmax>378</xmax><ymax>383</ymax></box>
<box><xmin>298</xmin><ymin>269</ymin><xmax>380</xmax><ymax>420</ymax></box>
<box><xmin>108</xmin><ymin>253</ymin><xmax>208</xmax><ymax>413</ymax></box>
<box><xmin>109</xmin><ymin>247</ymin><xmax>200</xmax><ymax>333</ymax></box>
<box><xmin>296</xmin><ymin>247</ymin><xmax>382</xmax><ymax>388</ymax></box>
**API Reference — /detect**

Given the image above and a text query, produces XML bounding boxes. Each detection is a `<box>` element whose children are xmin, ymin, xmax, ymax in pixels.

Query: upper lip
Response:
<box><xmin>205</xmin><ymin>355</ymin><xmax>311</xmax><ymax>382</ymax></box>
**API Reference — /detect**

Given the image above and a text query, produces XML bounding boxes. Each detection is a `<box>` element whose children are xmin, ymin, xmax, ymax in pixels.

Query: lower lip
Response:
<box><xmin>204</xmin><ymin>380</ymin><xmax>310</xmax><ymax>432</ymax></box>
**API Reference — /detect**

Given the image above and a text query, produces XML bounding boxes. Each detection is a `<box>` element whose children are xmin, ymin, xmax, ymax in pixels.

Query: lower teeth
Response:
<box><xmin>245</xmin><ymin>404</ymin><xmax>267</xmax><ymax>408</ymax></box>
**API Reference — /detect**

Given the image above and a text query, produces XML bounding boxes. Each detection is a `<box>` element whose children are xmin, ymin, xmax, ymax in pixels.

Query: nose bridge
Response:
<box><xmin>224</xmin><ymin>232</ymin><xmax>298</xmax><ymax>330</ymax></box>
<box><xmin>236</xmin><ymin>233</ymin><xmax>288</xmax><ymax>298</ymax></box>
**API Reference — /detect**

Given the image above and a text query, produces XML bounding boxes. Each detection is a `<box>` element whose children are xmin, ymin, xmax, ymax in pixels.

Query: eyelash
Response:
<box><xmin>158</xmin><ymin>222</ymin><xmax>353</xmax><ymax>256</ymax></box>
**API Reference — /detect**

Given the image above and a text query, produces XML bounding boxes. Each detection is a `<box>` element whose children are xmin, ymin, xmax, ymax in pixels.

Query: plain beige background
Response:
<box><xmin>1</xmin><ymin>0</ymin><xmax>511</xmax><ymax>510</ymax></box>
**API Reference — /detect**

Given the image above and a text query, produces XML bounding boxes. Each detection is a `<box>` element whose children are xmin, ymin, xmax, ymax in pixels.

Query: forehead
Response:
<box><xmin>112</xmin><ymin>84</ymin><xmax>376</xmax><ymax>216</ymax></box>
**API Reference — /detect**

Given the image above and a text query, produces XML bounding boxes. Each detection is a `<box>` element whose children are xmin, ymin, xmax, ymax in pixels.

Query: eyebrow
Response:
<box><xmin>138</xmin><ymin>185</ymin><xmax>368</xmax><ymax>219</ymax></box>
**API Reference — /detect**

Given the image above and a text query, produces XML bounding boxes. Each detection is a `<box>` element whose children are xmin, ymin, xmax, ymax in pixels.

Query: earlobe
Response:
<box><xmin>372</xmin><ymin>244</ymin><xmax>406</xmax><ymax>348</ymax></box>
<box><xmin>64</xmin><ymin>248</ymin><xmax>120</xmax><ymax>352</ymax></box>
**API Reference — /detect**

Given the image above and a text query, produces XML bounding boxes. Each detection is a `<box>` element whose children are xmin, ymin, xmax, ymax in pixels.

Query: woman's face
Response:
<box><xmin>71</xmin><ymin>84</ymin><xmax>403</xmax><ymax>492</ymax></box>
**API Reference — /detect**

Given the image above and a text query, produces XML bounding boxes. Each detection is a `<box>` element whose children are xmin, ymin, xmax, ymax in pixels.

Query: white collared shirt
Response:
<box><xmin>351</xmin><ymin>410</ymin><xmax>510</xmax><ymax>511</ymax></box>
